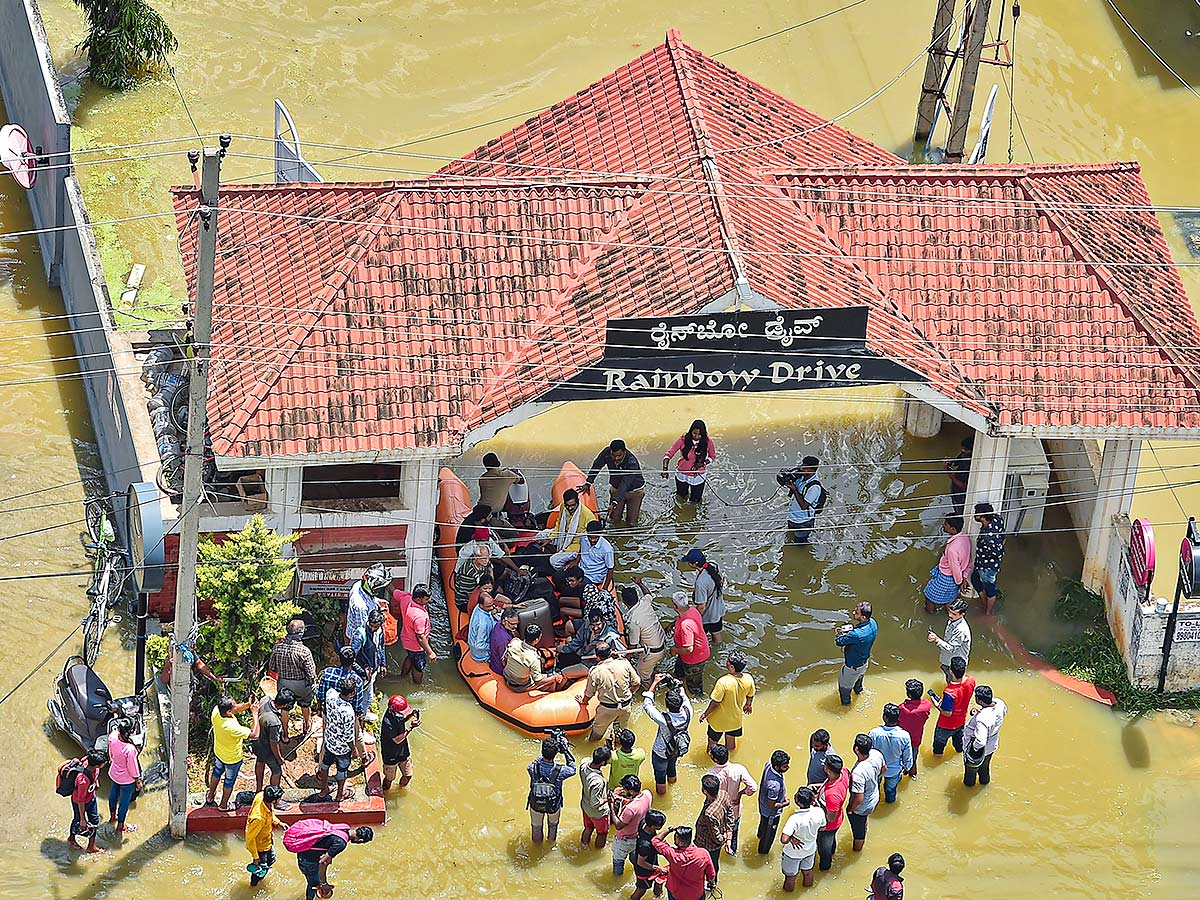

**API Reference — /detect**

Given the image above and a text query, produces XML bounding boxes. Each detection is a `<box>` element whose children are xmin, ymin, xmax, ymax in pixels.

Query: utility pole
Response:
<box><xmin>944</xmin><ymin>0</ymin><xmax>995</xmax><ymax>162</ymax></box>
<box><xmin>913</xmin><ymin>0</ymin><xmax>957</xmax><ymax>146</ymax></box>
<box><xmin>168</xmin><ymin>137</ymin><xmax>228</xmax><ymax>839</ymax></box>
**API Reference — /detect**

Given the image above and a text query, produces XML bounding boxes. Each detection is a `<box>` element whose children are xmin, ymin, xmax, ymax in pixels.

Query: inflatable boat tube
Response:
<box><xmin>438</xmin><ymin>465</ymin><xmax>601</xmax><ymax>736</ymax></box>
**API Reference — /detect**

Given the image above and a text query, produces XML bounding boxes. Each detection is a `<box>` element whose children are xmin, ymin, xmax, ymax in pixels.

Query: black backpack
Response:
<box><xmin>527</xmin><ymin>764</ymin><xmax>563</xmax><ymax>814</ymax></box>
<box><xmin>663</xmin><ymin>707</ymin><xmax>692</xmax><ymax>760</ymax></box>
<box><xmin>810</xmin><ymin>480</ymin><xmax>829</xmax><ymax>514</ymax></box>
<box><xmin>55</xmin><ymin>758</ymin><xmax>92</xmax><ymax>797</ymax></box>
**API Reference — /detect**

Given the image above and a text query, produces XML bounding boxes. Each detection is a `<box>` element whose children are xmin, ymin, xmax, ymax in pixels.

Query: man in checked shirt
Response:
<box><xmin>268</xmin><ymin>619</ymin><xmax>317</xmax><ymax>739</ymax></box>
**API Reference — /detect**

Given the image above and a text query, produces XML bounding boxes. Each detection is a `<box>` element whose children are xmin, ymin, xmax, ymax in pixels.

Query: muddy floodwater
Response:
<box><xmin>3</xmin><ymin>1</ymin><xmax>1200</xmax><ymax>897</ymax></box>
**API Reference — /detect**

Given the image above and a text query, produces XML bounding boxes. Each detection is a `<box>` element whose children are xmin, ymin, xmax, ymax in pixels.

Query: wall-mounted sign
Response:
<box><xmin>1174</xmin><ymin>619</ymin><xmax>1200</xmax><ymax>643</ymax></box>
<box><xmin>1180</xmin><ymin>517</ymin><xmax>1200</xmax><ymax>599</ymax></box>
<box><xmin>542</xmin><ymin>307</ymin><xmax>922</xmax><ymax>401</ymax></box>
<box><xmin>126</xmin><ymin>482</ymin><xmax>164</xmax><ymax>594</ymax></box>
<box><xmin>1129</xmin><ymin>518</ymin><xmax>1156</xmax><ymax>588</ymax></box>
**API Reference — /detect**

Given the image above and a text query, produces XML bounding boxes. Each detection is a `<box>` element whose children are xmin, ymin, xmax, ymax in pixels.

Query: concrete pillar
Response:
<box><xmin>963</xmin><ymin>433</ymin><xmax>1010</xmax><ymax>538</ymax></box>
<box><xmin>1081</xmin><ymin>439</ymin><xmax>1141</xmax><ymax>593</ymax></box>
<box><xmin>904</xmin><ymin>398</ymin><xmax>944</xmax><ymax>438</ymax></box>
<box><xmin>404</xmin><ymin>459</ymin><xmax>440</xmax><ymax>589</ymax></box>
<box><xmin>264</xmin><ymin>466</ymin><xmax>304</xmax><ymax>550</ymax></box>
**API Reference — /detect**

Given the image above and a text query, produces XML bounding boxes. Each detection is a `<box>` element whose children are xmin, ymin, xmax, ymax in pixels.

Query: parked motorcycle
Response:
<box><xmin>47</xmin><ymin>655</ymin><xmax>145</xmax><ymax>755</ymax></box>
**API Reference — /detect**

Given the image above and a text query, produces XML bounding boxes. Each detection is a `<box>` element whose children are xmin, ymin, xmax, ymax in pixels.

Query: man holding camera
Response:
<box><xmin>527</xmin><ymin>732</ymin><xmax>577</xmax><ymax>844</ymax></box>
<box><xmin>782</xmin><ymin>456</ymin><xmax>824</xmax><ymax>545</ymax></box>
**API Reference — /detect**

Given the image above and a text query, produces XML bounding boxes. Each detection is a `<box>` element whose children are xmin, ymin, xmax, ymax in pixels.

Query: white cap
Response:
<box><xmin>672</xmin><ymin>590</ymin><xmax>690</xmax><ymax>608</ymax></box>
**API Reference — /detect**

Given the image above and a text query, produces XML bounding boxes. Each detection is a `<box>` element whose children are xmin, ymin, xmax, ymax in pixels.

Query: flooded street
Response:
<box><xmin>3</xmin><ymin>0</ymin><xmax>1200</xmax><ymax>896</ymax></box>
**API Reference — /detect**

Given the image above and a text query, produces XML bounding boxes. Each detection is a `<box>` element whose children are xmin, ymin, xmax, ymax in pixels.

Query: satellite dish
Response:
<box><xmin>0</xmin><ymin>124</ymin><xmax>38</xmax><ymax>189</ymax></box>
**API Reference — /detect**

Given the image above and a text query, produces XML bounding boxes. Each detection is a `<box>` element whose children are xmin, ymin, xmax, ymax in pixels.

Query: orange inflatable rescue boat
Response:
<box><xmin>438</xmin><ymin>463</ymin><xmax>607</xmax><ymax>736</ymax></box>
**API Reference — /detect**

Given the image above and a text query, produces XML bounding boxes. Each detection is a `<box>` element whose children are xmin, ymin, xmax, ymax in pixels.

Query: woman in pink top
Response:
<box><xmin>662</xmin><ymin>420</ymin><xmax>716</xmax><ymax>504</ymax></box>
<box><xmin>107</xmin><ymin>720</ymin><xmax>141</xmax><ymax>833</ymax></box>
<box><xmin>923</xmin><ymin>514</ymin><xmax>972</xmax><ymax>612</ymax></box>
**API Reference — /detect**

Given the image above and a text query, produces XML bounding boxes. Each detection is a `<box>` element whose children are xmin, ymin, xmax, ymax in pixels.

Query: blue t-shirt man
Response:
<box><xmin>579</xmin><ymin>535</ymin><xmax>615</xmax><ymax>585</ymax></box>
<box><xmin>468</xmin><ymin>602</ymin><xmax>496</xmax><ymax>663</ymax></box>
<box><xmin>788</xmin><ymin>476</ymin><xmax>823</xmax><ymax>525</ymax></box>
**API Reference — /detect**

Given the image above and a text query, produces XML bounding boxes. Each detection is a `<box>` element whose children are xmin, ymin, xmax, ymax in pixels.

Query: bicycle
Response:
<box><xmin>82</xmin><ymin>499</ymin><xmax>130</xmax><ymax>666</ymax></box>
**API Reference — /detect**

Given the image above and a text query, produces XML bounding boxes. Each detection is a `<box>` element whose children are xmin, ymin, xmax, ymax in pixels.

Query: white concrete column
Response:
<box><xmin>404</xmin><ymin>459</ymin><xmax>440</xmax><ymax>589</ymax></box>
<box><xmin>1081</xmin><ymin>439</ymin><xmax>1141</xmax><ymax>593</ymax></box>
<box><xmin>904</xmin><ymin>398</ymin><xmax>944</xmax><ymax>438</ymax></box>
<box><xmin>264</xmin><ymin>466</ymin><xmax>304</xmax><ymax>551</ymax></box>
<box><xmin>963</xmin><ymin>433</ymin><xmax>1010</xmax><ymax>538</ymax></box>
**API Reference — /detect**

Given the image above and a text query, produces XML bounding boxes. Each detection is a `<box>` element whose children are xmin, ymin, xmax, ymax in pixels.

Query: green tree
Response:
<box><xmin>196</xmin><ymin>516</ymin><xmax>299</xmax><ymax>683</ymax></box>
<box><xmin>72</xmin><ymin>0</ymin><xmax>178</xmax><ymax>90</ymax></box>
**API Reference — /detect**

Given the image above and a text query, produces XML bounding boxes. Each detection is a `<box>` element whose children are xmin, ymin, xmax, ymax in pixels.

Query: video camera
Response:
<box><xmin>776</xmin><ymin>466</ymin><xmax>805</xmax><ymax>487</ymax></box>
<box><xmin>546</xmin><ymin>727</ymin><xmax>570</xmax><ymax>755</ymax></box>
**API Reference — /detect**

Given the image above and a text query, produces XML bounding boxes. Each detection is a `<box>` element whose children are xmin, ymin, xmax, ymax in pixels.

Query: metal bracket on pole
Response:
<box><xmin>167</xmin><ymin>139</ymin><xmax>225</xmax><ymax>839</ymax></box>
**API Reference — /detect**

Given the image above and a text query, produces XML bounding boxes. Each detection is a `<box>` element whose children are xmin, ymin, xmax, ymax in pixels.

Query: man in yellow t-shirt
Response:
<box><xmin>699</xmin><ymin>650</ymin><xmax>755</xmax><ymax>754</ymax></box>
<box><xmin>245</xmin><ymin>785</ymin><xmax>286</xmax><ymax>885</ymax></box>
<box><xmin>205</xmin><ymin>695</ymin><xmax>260</xmax><ymax>810</ymax></box>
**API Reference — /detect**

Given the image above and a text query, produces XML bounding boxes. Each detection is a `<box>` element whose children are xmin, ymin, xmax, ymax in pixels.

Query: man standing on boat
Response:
<box><xmin>579</xmin><ymin>520</ymin><xmax>616</xmax><ymax>586</ymax></box>
<box><xmin>586</xmin><ymin>439</ymin><xmax>647</xmax><ymax>525</ymax></box>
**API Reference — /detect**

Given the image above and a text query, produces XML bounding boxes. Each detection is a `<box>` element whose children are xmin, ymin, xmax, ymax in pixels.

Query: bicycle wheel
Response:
<box><xmin>84</xmin><ymin>499</ymin><xmax>104</xmax><ymax>545</ymax></box>
<box><xmin>156</xmin><ymin>456</ymin><xmax>185</xmax><ymax>500</ymax></box>
<box><xmin>82</xmin><ymin>608</ymin><xmax>103</xmax><ymax>667</ymax></box>
<box><xmin>170</xmin><ymin>383</ymin><xmax>189</xmax><ymax>435</ymax></box>
<box><xmin>105</xmin><ymin>554</ymin><xmax>130</xmax><ymax>612</ymax></box>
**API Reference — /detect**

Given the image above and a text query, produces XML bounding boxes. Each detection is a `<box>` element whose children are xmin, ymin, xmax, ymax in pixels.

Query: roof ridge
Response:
<box><xmin>1020</xmin><ymin>172</ymin><xmax>1200</xmax><ymax>395</ymax></box>
<box><xmin>772</xmin><ymin>161</ymin><xmax>1143</xmax><ymax>180</ymax></box>
<box><xmin>215</xmin><ymin>190</ymin><xmax>406</xmax><ymax>453</ymax></box>
<box><xmin>664</xmin><ymin>31</ymin><xmax>752</xmax><ymax>299</ymax></box>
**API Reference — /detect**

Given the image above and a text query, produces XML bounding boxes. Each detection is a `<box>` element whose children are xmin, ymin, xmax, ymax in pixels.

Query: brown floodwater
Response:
<box><xmin>3</xmin><ymin>0</ymin><xmax>1200</xmax><ymax>897</ymax></box>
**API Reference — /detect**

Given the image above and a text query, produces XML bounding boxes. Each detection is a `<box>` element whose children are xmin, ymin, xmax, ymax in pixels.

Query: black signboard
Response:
<box><xmin>541</xmin><ymin>307</ymin><xmax>922</xmax><ymax>401</ymax></box>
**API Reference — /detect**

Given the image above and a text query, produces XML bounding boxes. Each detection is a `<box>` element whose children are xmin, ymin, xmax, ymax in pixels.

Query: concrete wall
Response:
<box><xmin>0</xmin><ymin>0</ymin><xmax>157</xmax><ymax>541</ymax></box>
<box><xmin>1104</xmin><ymin>516</ymin><xmax>1200</xmax><ymax>691</ymax></box>
<box><xmin>1045</xmin><ymin>438</ymin><xmax>1100</xmax><ymax>552</ymax></box>
<box><xmin>0</xmin><ymin>0</ymin><xmax>70</xmax><ymax>284</ymax></box>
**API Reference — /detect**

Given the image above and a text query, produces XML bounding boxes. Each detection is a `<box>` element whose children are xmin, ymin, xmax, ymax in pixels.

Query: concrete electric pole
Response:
<box><xmin>913</xmin><ymin>0</ymin><xmax>957</xmax><ymax>147</ymax></box>
<box><xmin>944</xmin><ymin>0</ymin><xmax>995</xmax><ymax>162</ymax></box>
<box><xmin>167</xmin><ymin>137</ymin><xmax>227</xmax><ymax>839</ymax></box>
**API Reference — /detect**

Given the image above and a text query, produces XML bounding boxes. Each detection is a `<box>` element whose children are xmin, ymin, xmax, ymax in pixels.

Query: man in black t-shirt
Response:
<box><xmin>381</xmin><ymin>694</ymin><xmax>420</xmax><ymax>791</ymax></box>
<box><xmin>631</xmin><ymin>808</ymin><xmax>668</xmax><ymax>900</ymax></box>
<box><xmin>296</xmin><ymin>825</ymin><xmax>374</xmax><ymax>899</ymax></box>
<box><xmin>253</xmin><ymin>689</ymin><xmax>296</xmax><ymax>800</ymax></box>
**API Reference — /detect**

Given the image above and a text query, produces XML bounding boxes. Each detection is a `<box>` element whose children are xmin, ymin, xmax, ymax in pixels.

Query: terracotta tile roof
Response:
<box><xmin>172</xmin><ymin>31</ymin><xmax>1200</xmax><ymax>461</ymax></box>
<box><xmin>770</xmin><ymin>164</ymin><xmax>1200</xmax><ymax>430</ymax></box>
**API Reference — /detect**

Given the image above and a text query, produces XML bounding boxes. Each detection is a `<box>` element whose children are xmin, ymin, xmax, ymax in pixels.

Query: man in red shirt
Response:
<box><xmin>810</xmin><ymin>753</ymin><xmax>850</xmax><ymax>872</ymax></box>
<box><xmin>670</xmin><ymin>591</ymin><xmax>710</xmax><ymax>699</ymax></box>
<box><xmin>395</xmin><ymin>585</ymin><xmax>438</xmax><ymax>685</ymax></box>
<box><xmin>66</xmin><ymin>749</ymin><xmax>107</xmax><ymax>853</ymax></box>
<box><xmin>931</xmin><ymin>657</ymin><xmax>976</xmax><ymax>756</ymax></box>
<box><xmin>896</xmin><ymin>679</ymin><xmax>932</xmax><ymax>777</ymax></box>
<box><xmin>651</xmin><ymin>825</ymin><xmax>716</xmax><ymax>900</ymax></box>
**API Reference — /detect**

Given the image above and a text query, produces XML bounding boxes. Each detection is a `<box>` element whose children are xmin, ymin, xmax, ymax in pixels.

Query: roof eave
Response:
<box><xmin>213</xmin><ymin>444</ymin><xmax>454</xmax><ymax>471</ymax></box>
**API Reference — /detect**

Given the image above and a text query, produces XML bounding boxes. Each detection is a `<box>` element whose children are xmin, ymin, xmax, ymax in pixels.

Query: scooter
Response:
<box><xmin>48</xmin><ymin>655</ymin><xmax>145</xmax><ymax>755</ymax></box>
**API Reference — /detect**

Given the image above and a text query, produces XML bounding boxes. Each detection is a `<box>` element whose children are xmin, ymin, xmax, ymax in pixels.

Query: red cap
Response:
<box><xmin>388</xmin><ymin>694</ymin><xmax>411</xmax><ymax>714</ymax></box>
<box><xmin>473</xmin><ymin>527</ymin><xmax>490</xmax><ymax>540</ymax></box>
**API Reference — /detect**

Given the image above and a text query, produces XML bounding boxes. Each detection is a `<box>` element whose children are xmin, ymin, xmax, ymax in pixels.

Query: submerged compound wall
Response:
<box><xmin>0</xmin><ymin>0</ymin><xmax>69</xmax><ymax>284</ymax></box>
<box><xmin>0</xmin><ymin>0</ymin><xmax>156</xmax><ymax>537</ymax></box>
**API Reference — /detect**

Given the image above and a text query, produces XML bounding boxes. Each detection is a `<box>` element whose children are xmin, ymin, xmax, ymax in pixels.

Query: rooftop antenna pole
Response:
<box><xmin>167</xmin><ymin>135</ymin><xmax>228</xmax><ymax>839</ymax></box>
